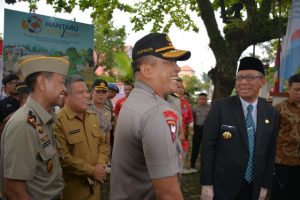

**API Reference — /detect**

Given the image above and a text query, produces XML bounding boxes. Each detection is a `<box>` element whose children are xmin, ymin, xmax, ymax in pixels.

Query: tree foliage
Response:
<box><xmin>94</xmin><ymin>20</ymin><xmax>126</xmax><ymax>70</ymax></box>
<box><xmin>181</xmin><ymin>73</ymin><xmax>210</xmax><ymax>105</ymax></box>
<box><xmin>114</xmin><ymin>51</ymin><xmax>134</xmax><ymax>83</ymax></box>
<box><xmin>6</xmin><ymin>0</ymin><xmax>293</xmax><ymax>99</ymax></box>
<box><xmin>182</xmin><ymin>73</ymin><xmax>210</xmax><ymax>95</ymax></box>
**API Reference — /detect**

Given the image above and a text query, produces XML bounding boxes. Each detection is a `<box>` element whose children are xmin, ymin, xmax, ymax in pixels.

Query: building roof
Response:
<box><xmin>180</xmin><ymin>65</ymin><xmax>195</xmax><ymax>72</ymax></box>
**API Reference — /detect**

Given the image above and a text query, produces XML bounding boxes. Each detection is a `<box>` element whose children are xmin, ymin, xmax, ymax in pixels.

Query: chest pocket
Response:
<box><xmin>91</xmin><ymin>128</ymin><xmax>101</xmax><ymax>144</ymax></box>
<box><xmin>65</xmin><ymin>129</ymin><xmax>84</xmax><ymax>144</ymax></box>
<box><xmin>37</xmin><ymin>142</ymin><xmax>57</xmax><ymax>176</ymax></box>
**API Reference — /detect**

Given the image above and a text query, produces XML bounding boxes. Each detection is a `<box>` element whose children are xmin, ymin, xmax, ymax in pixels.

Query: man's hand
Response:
<box><xmin>200</xmin><ymin>185</ymin><xmax>214</xmax><ymax>200</ymax></box>
<box><xmin>258</xmin><ymin>188</ymin><xmax>268</xmax><ymax>200</ymax></box>
<box><xmin>93</xmin><ymin>164</ymin><xmax>107</xmax><ymax>183</ymax></box>
<box><xmin>188</xmin><ymin>123</ymin><xmax>194</xmax><ymax>136</ymax></box>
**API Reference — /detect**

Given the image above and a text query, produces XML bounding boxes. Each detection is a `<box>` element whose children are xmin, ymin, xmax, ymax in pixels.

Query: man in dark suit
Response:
<box><xmin>200</xmin><ymin>57</ymin><xmax>279</xmax><ymax>200</ymax></box>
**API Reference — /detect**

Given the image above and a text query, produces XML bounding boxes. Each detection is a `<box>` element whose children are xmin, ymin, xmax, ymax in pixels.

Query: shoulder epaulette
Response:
<box><xmin>87</xmin><ymin>109</ymin><xmax>97</xmax><ymax>114</ymax></box>
<box><xmin>27</xmin><ymin>111</ymin><xmax>37</xmax><ymax>128</ymax></box>
<box><xmin>104</xmin><ymin>105</ymin><xmax>111</xmax><ymax>111</ymax></box>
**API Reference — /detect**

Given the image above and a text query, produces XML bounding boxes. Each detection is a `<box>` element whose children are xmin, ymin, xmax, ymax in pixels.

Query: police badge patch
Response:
<box><xmin>163</xmin><ymin>110</ymin><xmax>178</xmax><ymax>143</ymax></box>
<box><xmin>167</xmin><ymin>120</ymin><xmax>177</xmax><ymax>143</ymax></box>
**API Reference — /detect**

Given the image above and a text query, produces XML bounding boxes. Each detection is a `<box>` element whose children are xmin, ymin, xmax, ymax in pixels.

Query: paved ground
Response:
<box><xmin>101</xmin><ymin>139</ymin><xmax>202</xmax><ymax>200</ymax></box>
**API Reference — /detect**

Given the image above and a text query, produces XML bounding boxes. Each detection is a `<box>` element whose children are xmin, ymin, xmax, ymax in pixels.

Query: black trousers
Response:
<box><xmin>190</xmin><ymin>125</ymin><xmax>203</xmax><ymax>168</ymax></box>
<box><xmin>270</xmin><ymin>163</ymin><xmax>300</xmax><ymax>200</ymax></box>
<box><xmin>110</xmin><ymin>129</ymin><xmax>114</xmax><ymax>151</ymax></box>
<box><xmin>235</xmin><ymin>179</ymin><xmax>253</xmax><ymax>200</ymax></box>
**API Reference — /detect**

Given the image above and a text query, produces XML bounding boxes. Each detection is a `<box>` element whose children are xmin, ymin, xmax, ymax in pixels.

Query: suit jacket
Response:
<box><xmin>201</xmin><ymin>96</ymin><xmax>278</xmax><ymax>200</ymax></box>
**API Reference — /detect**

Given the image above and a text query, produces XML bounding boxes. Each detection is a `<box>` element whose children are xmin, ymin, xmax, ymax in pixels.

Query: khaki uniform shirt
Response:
<box><xmin>110</xmin><ymin>81</ymin><xmax>182</xmax><ymax>200</ymax></box>
<box><xmin>275</xmin><ymin>99</ymin><xmax>300</xmax><ymax>166</ymax></box>
<box><xmin>54</xmin><ymin>105</ymin><xmax>108</xmax><ymax>200</ymax></box>
<box><xmin>90</xmin><ymin>104</ymin><xmax>112</xmax><ymax>136</ymax></box>
<box><xmin>0</xmin><ymin>97</ymin><xmax>64</xmax><ymax>200</ymax></box>
<box><xmin>193</xmin><ymin>104</ymin><xmax>210</xmax><ymax>126</ymax></box>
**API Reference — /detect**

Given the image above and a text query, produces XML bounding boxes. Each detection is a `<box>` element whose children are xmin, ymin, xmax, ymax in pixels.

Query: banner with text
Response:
<box><xmin>3</xmin><ymin>9</ymin><xmax>94</xmax><ymax>80</ymax></box>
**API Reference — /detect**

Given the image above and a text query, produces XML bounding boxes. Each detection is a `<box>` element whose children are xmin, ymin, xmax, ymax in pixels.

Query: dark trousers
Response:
<box><xmin>235</xmin><ymin>179</ymin><xmax>253</xmax><ymax>200</ymax></box>
<box><xmin>109</xmin><ymin>128</ymin><xmax>114</xmax><ymax>164</ymax></box>
<box><xmin>270</xmin><ymin>163</ymin><xmax>300</xmax><ymax>200</ymax></box>
<box><xmin>190</xmin><ymin>125</ymin><xmax>203</xmax><ymax>168</ymax></box>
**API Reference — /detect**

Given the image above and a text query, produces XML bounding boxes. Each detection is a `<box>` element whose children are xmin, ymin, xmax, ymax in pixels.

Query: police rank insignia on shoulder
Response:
<box><xmin>27</xmin><ymin>111</ymin><xmax>37</xmax><ymax>128</ymax></box>
<box><xmin>36</xmin><ymin>124</ymin><xmax>44</xmax><ymax>133</ymax></box>
<box><xmin>163</xmin><ymin>110</ymin><xmax>179</xmax><ymax>143</ymax></box>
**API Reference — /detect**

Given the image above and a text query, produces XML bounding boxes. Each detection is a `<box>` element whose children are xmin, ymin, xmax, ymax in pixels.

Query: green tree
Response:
<box><xmin>182</xmin><ymin>75</ymin><xmax>203</xmax><ymax>96</ymax></box>
<box><xmin>7</xmin><ymin>0</ymin><xmax>292</xmax><ymax>99</ymax></box>
<box><xmin>182</xmin><ymin>74</ymin><xmax>210</xmax><ymax>94</ymax></box>
<box><xmin>85</xmin><ymin>48</ymin><xmax>94</xmax><ymax>67</ymax></box>
<box><xmin>181</xmin><ymin>74</ymin><xmax>210</xmax><ymax>105</ymax></box>
<box><xmin>114</xmin><ymin>51</ymin><xmax>134</xmax><ymax>83</ymax></box>
<box><xmin>94</xmin><ymin>20</ymin><xmax>127</xmax><ymax>71</ymax></box>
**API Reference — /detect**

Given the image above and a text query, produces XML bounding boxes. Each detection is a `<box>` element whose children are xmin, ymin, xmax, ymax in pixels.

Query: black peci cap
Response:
<box><xmin>132</xmin><ymin>33</ymin><xmax>191</xmax><ymax>61</ymax></box>
<box><xmin>238</xmin><ymin>57</ymin><xmax>265</xmax><ymax>75</ymax></box>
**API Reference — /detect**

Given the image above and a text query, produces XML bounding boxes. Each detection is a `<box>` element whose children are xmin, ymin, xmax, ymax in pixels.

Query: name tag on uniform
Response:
<box><xmin>221</xmin><ymin>125</ymin><xmax>236</xmax><ymax>131</ymax></box>
<box><xmin>42</xmin><ymin>140</ymin><xmax>51</xmax><ymax>148</ymax></box>
<box><xmin>69</xmin><ymin>129</ymin><xmax>80</xmax><ymax>135</ymax></box>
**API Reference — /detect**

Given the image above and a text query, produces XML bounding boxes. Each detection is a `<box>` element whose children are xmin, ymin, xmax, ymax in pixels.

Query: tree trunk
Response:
<box><xmin>209</xmin><ymin>56</ymin><xmax>237</xmax><ymax>100</ymax></box>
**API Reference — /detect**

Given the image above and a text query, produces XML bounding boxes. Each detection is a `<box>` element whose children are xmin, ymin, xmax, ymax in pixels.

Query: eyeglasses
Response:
<box><xmin>235</xmin><ymin>75</ymin><xmax>263</xmax><ymax>82</ymax></box>
<box><xmin>95</xmin><ymin>90</ymin><xmax>108</xmax><ymax>94</ymax></box>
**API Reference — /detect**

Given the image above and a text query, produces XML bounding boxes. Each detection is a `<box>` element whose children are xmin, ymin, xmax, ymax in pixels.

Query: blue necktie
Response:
<box><xmin>245</xmin><ymin>104</ymin><xmax>255</xmax><ymax>183</ymax></box>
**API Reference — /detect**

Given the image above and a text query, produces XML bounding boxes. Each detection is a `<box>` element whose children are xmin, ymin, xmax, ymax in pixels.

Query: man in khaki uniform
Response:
<box><xmin>0</xmin><ymin>55</ymin><xmax>69</xmax><ymax>199</ymax></box>
<box><xmin>54</xmin><ymin>75</ymin><xmax>108</xmax><ymax>200</ymax></box>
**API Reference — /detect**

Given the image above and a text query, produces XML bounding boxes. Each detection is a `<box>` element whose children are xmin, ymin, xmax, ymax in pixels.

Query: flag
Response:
<box><xmin>272</xmin><ymin>42</ymin><xmax>281</xmax><ymax>95</ymax></box>
<box><xmin>280</xmin><ymin>0</ymin><xmax>300</xmax><ymax>92</ymax></box>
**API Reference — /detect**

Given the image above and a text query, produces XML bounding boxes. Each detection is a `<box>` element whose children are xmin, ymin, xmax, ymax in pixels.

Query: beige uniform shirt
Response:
<box><xmin>0</xmin><ymin>97</ymin><xmax>64</xmax><ymax>200</ymax></box>
<box><xmin>55</xmin><ymin>105</ymin><xmax>108</xmax><ymax>200</ymax></box>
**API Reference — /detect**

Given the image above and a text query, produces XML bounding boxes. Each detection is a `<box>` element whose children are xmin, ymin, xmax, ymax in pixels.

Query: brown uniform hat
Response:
<box><xmin>17</xmin><ymin>55</ymin><xmax>70</xmax><ymax>79</ymax></box>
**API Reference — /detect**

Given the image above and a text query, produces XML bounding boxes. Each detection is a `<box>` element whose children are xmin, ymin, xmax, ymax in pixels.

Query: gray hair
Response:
<box><xmin>132</xmin><ymin>55</ymin><xmax>158</xmax><ymax>73</ymax></box>
<box><xmin>65</xmin><ymin>75</ymin><xmax>84</xmax><ymax>93</ymax></box>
